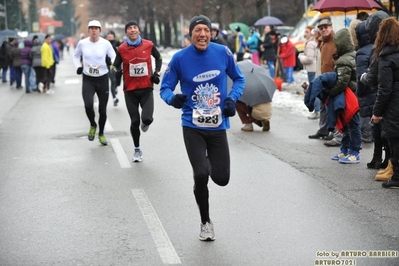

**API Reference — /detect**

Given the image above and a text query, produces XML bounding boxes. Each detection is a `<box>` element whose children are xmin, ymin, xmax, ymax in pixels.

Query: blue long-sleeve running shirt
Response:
<box><xmin>160</xmin><ymin>43</ymin><xmax>245</xmax><ymax>130</ymax></box>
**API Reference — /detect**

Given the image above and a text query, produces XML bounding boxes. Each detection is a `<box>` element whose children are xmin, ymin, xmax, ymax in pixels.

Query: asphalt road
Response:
<box><xmin>0</xmin><ymin>48</ymin><xmax>398</xmax><ymax>266</ymax></box>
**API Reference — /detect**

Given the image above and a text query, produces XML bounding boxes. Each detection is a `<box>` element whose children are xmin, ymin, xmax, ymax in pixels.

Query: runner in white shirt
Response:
<box><xmin>73</xmin><ymin>20</ymin><xmax>116</xmax><ymax>145</ymax></box>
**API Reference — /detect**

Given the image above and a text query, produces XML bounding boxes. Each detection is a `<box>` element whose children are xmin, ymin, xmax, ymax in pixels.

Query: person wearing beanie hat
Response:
<box><xmin>160</xmin><ymin>14</ymin><xmax>245</xmax><ymax>241</ymax></box>
<box><xmin>112</xmin><ymin>19</ymin><xmax>162</xmax><ymax>162</ymax></box>
<box><xmin>73</xmin><ymin>18</ymin><xmax>116</xmax><ymax>146</ymax></box>
<box><xmin>125</xmin><ymin>20</ymin><xmax>139</xmax><ymax>32</ymax></box>
<box><xmin>235</xmin><ymin>25</ymin><xmax>246</xmax><ymax>61</ymax></box>
<box><xmin>189</xmin><ymin>15</ymin><xmax>211</xmax><ymax>37</ymax></box>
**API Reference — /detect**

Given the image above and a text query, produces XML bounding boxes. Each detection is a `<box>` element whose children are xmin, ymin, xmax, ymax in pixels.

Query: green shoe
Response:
<box><xmin>88</xmin><ymin>126</ymin><xmax>96</xmax><ymax>141</ymax></box>
<box><xmin>98</xmin><ymin>134</ymin><xmax>108</xmax><ymax>145</ymax></box>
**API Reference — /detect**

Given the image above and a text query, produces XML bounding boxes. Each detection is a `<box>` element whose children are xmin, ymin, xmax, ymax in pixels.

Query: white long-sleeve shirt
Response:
<box><xmin>73</xmin><ymin>37</ymin><xmax>116</xmax><ymax>77</ymax></box>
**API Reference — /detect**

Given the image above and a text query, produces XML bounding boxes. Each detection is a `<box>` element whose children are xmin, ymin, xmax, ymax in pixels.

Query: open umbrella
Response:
<box><xmin>0</xmin><ymin>36</ymin><xmax>6</xmax><ymax>47</ymax></box>
<box><xmin>254</xmin><ymin>16</ymin><xmax>284</xmax><ymax>26</ymax></box>
<box><xmin>0</xmin><ymin>29</ymin><xmax>18</xmax><ymax>38</ymax></box>
<box><xmin>312</xmin><ymin>0</ymin><xmax>381</xmax><ymax>13</ymax></box>
<box><xmin>229</xmin><ymin>22</ymin><xmax>250</xmax><ymax>39</ymax></box>
<box><xmin>27</xmin><ymin>33</ymin><xmax>46</xmax><ymax>43</ymax></box>
<box><xmin>228</xmin><ymin>60</ymin><xmax>277</xmax><ymax>106</ymax></box>
<box><xmin>53</xmin><ymin>34</ymin><xmax>66</xmax><ymax>41</ymax></box>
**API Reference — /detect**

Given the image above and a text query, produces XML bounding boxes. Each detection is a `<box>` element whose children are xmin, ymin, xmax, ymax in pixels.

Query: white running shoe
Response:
<box><xmin>199</xmin><ymin>221</ymin><xmax>215</xmax><ymax>241</ymax></box>
<box><xmin>308</xmin><ymin>112</ymin><xmax>320</xmax><ymax>119</ymax></box>
<box><xmin>132</xmin><ymin>148</ymin><xmax>143</xmax><ymax>162</ymax></box>
<box><xmin>38</xmin><ymin>82</ymin><xmax>44</xmax><ymax>93</ymax></box>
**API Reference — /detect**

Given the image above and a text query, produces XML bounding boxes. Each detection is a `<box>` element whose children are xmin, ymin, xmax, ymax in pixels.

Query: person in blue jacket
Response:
<box><xmin>246</xmin><ymin>27</ymin><xmax>261</xmax><ymax>65</ymax></box>
<box><xmin>160</xmin><ymin>14</ymin><xmax>245</xmax><ymax>242</ymax></box>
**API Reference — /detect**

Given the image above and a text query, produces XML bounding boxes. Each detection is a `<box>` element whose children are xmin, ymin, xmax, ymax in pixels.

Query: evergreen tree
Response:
<box><xmin>54</xmin><ymin>0</ymin><xmax>75</xmax><ymax>36</ymax></box>
<box><xmin>28</xmin><ymin>0</ymin><xmax>39</xmax><ymax>32</ymax></box>
<box><xmin>5</xmin><ymin>0</ymin><xmax>27</xmax><ymax>31</ymax></box>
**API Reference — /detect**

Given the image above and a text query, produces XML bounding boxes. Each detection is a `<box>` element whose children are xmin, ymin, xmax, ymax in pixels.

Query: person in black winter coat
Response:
<box><xmin>106</xmin><ymin>30</ymin><xmax>121</xmax><ymax>106</ymax></box>
<box><xmin>352</xmin><ymin>21</ymin><xmax>377</xmax><ymax>159</ymax></box>
<box><xmin>360</xmin><ymin>11</ymin><xmax>391</xmax><ymax>173</ymax></box>
<box><xmin>0</xmin><ymin>41</ymin><xmax>11</xmax><ymax>83</ymax></box>
<box><xmin>210</xmin><ymin>24</ymin><xmax>227</xmax><ymax>46</ymax></box>
<box><xmin>371</xmin><ymin>17</ymin><xmax>399</xmax><ymax>188</ymax></box>
<box><xmin>262</xmin><ymin>26</ymin><xmax>276</xmax><ymax>78</ymax></box>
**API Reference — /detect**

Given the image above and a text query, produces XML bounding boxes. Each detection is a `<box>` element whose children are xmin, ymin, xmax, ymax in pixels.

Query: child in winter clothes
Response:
<box><xmin>329</xmin><ymin>28</ymin><xmax>362</xmax><ymax>164</ymax></box>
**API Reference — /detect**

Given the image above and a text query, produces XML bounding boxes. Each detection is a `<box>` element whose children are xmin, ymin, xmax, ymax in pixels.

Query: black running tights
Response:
<box><xmin>124</xmin><ymin>88</ymin><xmax>154</xmax><ymax>148</ymax></box>
<box><xmin>183</xmin><ymin>127</ymin><xmax>230</xmax><ymax>224</ymax></box>
<box><xmin>82</xmin><ymin>74</ymin><xmax>109</xmax><ymax>135</ymax></box>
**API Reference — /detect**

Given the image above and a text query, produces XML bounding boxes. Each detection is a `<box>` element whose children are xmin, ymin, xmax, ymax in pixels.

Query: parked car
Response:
<box><xmin>276</xmin><ymin>26</ymin><xmax>294</xmax><ymax>36</ymax></box>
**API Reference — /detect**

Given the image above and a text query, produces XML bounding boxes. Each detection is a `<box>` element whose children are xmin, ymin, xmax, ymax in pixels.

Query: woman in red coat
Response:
<box><xmin>279</xmin><ymin>36</ymin><xmax>296</xmax><ymax>83</ymax></box>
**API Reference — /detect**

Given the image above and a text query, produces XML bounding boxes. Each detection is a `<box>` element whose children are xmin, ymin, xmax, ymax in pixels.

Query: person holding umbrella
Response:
<box><xmin>232</xmin><ymin>60</ymin><xmax>276</xmax><ymax>132</ymax></box>
<box><xmin>236</xmin><ymin>101</ymin><xmax>272</xmax><ymax>132</ymax></box>
<box><xmin>262</xmin><ymin>25</ymin><xmax>277</xmax><ymax>78</ymax></box>
<box><xmin>160</xmin><ymin>14</ymin><xmax>245</xmax><ymax>241</ymax></box>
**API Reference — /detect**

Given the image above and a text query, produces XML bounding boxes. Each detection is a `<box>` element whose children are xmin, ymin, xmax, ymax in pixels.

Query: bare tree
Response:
<box><xmin>87</xmin><ymin>0</ymin><xmax>305</xmax><ymax>47</ymax></box>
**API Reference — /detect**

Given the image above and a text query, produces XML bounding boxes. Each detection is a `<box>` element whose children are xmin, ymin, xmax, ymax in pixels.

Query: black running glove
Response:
<box><xmin>150</xmin><ymin>73</ymin><xmax>160</xmax><ymax>84</ymax></box>
<box><xmin>76</xmin><ymin>67</ymin><xmax>83</xmax><ymax>75</ymax></box>
<box><xmin>111</xmin><ymin>65</ymin><xmax>122</xmax><ymax>79</ymax></box>
<box><xmin>115</xmin><ymin>70</ymin><xmax>122</xmax><ymax>79</ymax></box>
<box><xmin>171</xmin><ymin>94</ymin><xmax>188</xmax><ymax>109</ymax></box>
<box><xmin>223</xmin><ymin>97</ymin><xmax>236</xmax><ymax>117</ymax></box>
<box><xmin>105</xmin><ymin>56</ymin><xmax>112</xmax><ymax>66</ymax></box>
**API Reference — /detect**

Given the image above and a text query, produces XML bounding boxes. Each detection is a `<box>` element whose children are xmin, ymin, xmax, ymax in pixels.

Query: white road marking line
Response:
<box><xmin>105</xmin><ymin>120</ymin><xmax>113</xmax><ymax>131</ymax></box>
<box><xmin>132</xmin><ymin>189</ymin><xmax>182</xmax><ymax>265</ymax></box>
<box><xmin>110</xmin><ymin>138</ymin><xmax>131</xmax><ymax>168</ymax></box>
